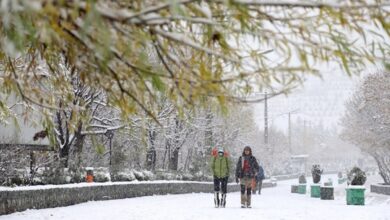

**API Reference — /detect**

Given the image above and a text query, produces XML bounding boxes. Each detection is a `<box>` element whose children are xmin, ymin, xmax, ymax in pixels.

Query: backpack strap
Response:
<box><xmin>225</xmin><ymin>156</ymin><xmax>229</xmax><ymax>174</ymax></box>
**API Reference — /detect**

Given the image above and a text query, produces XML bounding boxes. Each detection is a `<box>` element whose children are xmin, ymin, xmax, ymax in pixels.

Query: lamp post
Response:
<box><xmin>287</xmin><ymin>109</ymin><xmax>300</xmax><ymax>154</ymax></box>
<box><xmin>105</xmin><ymin>130</ymin><xmax>114</xmax><ymax>167</ymax></box>
<box><xmin>264</xmin><ymin>92</ymin><xmax>268</xmax><ymax>145</ymax></box>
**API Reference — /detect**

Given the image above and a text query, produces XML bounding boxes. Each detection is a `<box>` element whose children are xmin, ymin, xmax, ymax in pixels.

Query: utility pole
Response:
<box><xmin>264</xmin><ymin>92</ymin><xmax>268</xmax><ymax>145</ymax></box>
<box><xmin>288</xmin><ymin>112</ymin><xmax>291</xmax><ymax>154</ymax></box>
<box><xmin>303</xmin><ymin>120</ymin><xmax>307</xmax><ymax>154</ymax></box>
<box><xmin>286</xmin><ymin>109</ymin><xmax>299</xmax><ymax>155</ymax></box>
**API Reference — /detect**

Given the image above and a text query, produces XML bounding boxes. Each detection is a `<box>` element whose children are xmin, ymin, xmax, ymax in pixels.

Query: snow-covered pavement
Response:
<box><xmin>1</xmin><ymin>175</ymin><xmax>389</xmax><ymax>220</ymax></box>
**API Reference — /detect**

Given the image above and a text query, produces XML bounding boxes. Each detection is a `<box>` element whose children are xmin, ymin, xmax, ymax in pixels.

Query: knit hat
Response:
<box><xmin>218</xmin><ymin>147</ymin><xmax>224</xmax><ymax>153</ymax></box>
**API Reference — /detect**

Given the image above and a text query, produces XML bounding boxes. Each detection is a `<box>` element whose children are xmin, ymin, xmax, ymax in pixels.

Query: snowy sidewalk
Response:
<box><xmin>1</xmin><ymin>175</ymin><xmax>389</xmax><ymax>220</ymax></box>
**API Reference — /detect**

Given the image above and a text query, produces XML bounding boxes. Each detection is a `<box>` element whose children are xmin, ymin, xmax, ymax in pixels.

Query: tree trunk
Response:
<box><xmin>146</xmin><ymin>129</ymin><xmax>157</xmax><ymax>171</ymax></box>
<box><xmin>162</xmin><ymin>138</ymin><xmax>171</xmax><ymax>170</ymax></box>
<box><xmin>68</xmin><ymin>122</ymin><xmax>85</xmax><ymax>182</ymax></box>
<box><xmin>59</xmin><ymin>146</ymin><xmax>70</xmax><ymax>168</ymax></box>
<box><xmin>168</xmin><ymin>147</ymin><xmax>179</xmax><ymax>171</ymax></box>
<box><xmin>205</xmin><ymin>110</ymin><xmax>214</xmax><ymax>147</ymax></box>
<box><xmin>372</xmin><ymin>148</ymin><xmax>390</xmax><ymax>184</ymax></box>
<box><xmin>184</xmin><ymin>148</ymin><xmax>193</xmax><ymax>172</ymax></box>
<box><xmin>69</xmin><ymin>133</ymin><xmax>85</xmax><ymax>170</ymax></box>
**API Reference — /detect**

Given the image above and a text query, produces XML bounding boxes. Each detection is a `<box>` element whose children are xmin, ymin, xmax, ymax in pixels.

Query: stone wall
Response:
<box><xmin>272</xmin><ymin>173</ymin><xmax>300</xmax><ymax>181</ymax></box>
<box><xmin>370</xmin><ymin>184</ymin><xmax>390</xmax><ymax>196</ymax></box>
<box><xmin>0</xmin><ymin>181</ymin><xmax>275</xmax><ymax>215</ymax></box>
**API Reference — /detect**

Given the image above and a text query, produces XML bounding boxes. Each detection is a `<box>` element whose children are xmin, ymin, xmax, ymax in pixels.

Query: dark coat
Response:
<box><xmin>235</xmin><ymin>155</ymin><xmax>259</xmax><ymax>179</ymax></box>
<box><xmin>256</xmin><ymin>165</ymin><xmax>265</xmax><ymax>181</ymax></box>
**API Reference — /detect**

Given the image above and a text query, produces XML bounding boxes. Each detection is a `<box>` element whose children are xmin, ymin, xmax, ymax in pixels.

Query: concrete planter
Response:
<box><xmin>324</xmin><ymin>182</ymin><xmax>333</xmax><ymax>186</ymax></box>
<box><xmin>310</xmin><ymin>184</ymin><xmax>321</xmax><ymax>198</ymax></box>
<box><xmin>298</xmin><ymin>184</ymin><xmax>306</xmax><ymax>194</ymax></box>
<box><xmin>346</xmin><ymin>186</ymin><xmax>365</xmax><ymax>205</ymax></box>
<box><xmin>320</xmin><ymin>186</ymin><xmax>334</xmax><ymax>200</ymax></box>
<box><xmin>291</xmin><ymin>185</ymin><xmax>298</xmax><ymax>193</ymax></box>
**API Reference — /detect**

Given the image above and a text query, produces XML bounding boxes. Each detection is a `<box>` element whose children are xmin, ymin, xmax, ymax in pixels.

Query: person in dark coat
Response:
<box><xmin>255</xmin><ymin>163</ymin><xmax>265</xmax><ymax>194</ymax></box>
<box><xmin>235</xmin><ymin>146</ymin><xmax>259</xmax><ymax>208</ymax></box>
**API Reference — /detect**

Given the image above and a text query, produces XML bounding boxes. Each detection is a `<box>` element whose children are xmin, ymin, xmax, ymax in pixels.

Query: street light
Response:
<box><xmin>287</xmin><ymin>109</ymin><xmax>300</xmax><ymax>154</ymax></box>
<box><xmin>105</xmin><ymin>130</ymin><xmax>114</xmax><ymax>167</ymax></box>
<box><xmin>242</xmin><ymin>91</ymin><xmax>280</xmax><ymax>146</ymax></box>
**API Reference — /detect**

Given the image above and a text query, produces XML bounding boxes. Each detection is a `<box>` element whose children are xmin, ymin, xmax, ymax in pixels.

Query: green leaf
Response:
<box><xmin>334</xmin><ymin>50</ymin><xmax>351</xmax><ymax>76</ymax></box>
<box><xmin>95</xmin><ymin>144</ymin><xmax>105</xmax><ymax>155</ymax></box>
<box><xmin>384</xmin><ymin>62</ymin><xmax>390</xmax><ymax>71</ymax></box>
<box><xmin>151</xmin><ymin>75</ymin><xmax>166</xmax><ymax>92</ymax></box>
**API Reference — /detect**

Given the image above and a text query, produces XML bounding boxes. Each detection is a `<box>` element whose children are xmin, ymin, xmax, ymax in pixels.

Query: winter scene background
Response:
<box><xmin>1</xmin><ymin>0</ymin><xmax>390</xmax><ymax>219</ymax></box>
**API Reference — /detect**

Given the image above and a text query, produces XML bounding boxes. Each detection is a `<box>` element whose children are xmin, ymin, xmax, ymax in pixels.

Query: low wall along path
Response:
<box><xmin>370</xmin><ymin>184</ymin><xmax>390</xmax><ymax>196</ymax></box>
<box><xmin>0</xmin><ymin>181</ymin><xmax>276</xmax><ymax>215</ymax></box>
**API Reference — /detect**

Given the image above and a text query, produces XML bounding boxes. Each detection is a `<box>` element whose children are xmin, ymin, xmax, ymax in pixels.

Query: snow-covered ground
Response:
<box><xmin>2</xmin><ymin>175</ymin><xmax>389</xmax><ymax>220</ymax></box>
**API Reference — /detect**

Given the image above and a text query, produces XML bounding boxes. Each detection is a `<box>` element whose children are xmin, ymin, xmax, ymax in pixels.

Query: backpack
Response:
<box><xmin>211</xmin><ymin>147</ymin><xmax>229</xmax><ymax>158</ymax></box>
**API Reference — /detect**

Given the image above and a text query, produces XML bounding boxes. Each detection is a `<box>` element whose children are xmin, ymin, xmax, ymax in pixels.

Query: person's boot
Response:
<box><xmin>214</xmin><ymin>192</ymin><xmax>220</xmax><ymax>208</ymax></box>
<box><xmin>246</xmin><ymin>194</ymin><xmax>251</xmax><ymax>208</ymax></box>
<box><xmin>220</xmin><ymin>193</ymin><xmax>226</xmax><ymax>208</ymax></box>
<box><xmin>240</xmin><ymin>193</ymin><xmax>246</xmax><ymax>208</ymax></box>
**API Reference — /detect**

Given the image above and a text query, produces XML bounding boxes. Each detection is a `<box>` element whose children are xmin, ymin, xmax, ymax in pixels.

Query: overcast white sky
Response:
<box><xmin>253</xmin><ymin>67</ymin><xmax>376</xmax><ymax>134</ymax></box>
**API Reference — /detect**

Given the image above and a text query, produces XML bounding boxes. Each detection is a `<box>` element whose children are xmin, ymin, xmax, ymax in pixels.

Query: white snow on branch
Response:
<box><xmin>81</xmin><ymin>125</ymin><xmax>126</xmax><ymax>135</ymax></box>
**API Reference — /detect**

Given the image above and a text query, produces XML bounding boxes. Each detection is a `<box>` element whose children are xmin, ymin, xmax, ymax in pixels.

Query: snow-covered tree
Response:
<box><xmin>1</xmin><ymin>0</ymin><xmax>389</xmax><ymax>122</ymax></box>
<box><xmin>341</xmin><ymin>71</ymin><xmax>390</xmax><ymax>184</ymax></box>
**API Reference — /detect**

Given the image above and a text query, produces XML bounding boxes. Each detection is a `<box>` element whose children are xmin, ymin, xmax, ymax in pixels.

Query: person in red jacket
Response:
<box><xmin>235</xmin><ymin>146</ymin><xmax>259</xmax><ymax>208</ymax></box>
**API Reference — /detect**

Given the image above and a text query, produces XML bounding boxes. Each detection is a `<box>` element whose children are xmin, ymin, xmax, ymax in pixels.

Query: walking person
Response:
<box><xmin>256</xmin><ymin>164</ymin><xmax>265</xmax><ymax>194</ymax></box>
<box><xmin>235</xmin><ymin>146</ymin><xmax>259</xmax><ymax>208</ymax></box>
<box><xmin>211</xmin><ymin>147</ymin><xmax>230</xmax><ymax>208</ymax></box>
<box><xmin>251</xmin><ymin>161</ymin><xmax>265</xmax><ymax>194</ymax></box>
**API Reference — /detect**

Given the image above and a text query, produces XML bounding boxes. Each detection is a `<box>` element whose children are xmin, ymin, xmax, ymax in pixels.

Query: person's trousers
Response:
<box><xmin>214</xmin><ymin>176</ymin><xmax>228</xmax><ymax>193</ymax></box>
<box><xmin>240</xmin><ymin>177</ymin><xmax>253</xmax><ymax>206</ymax></box>
<box><xmin>258</xmin><ymin>179</ymin><xmax>263</xmax><ymax>194</ymax></box>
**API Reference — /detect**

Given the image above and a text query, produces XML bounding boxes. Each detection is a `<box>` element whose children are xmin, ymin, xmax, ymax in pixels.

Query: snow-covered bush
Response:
<box><xmin>193</xmin><ymin>171</ymin><xmax>205</xmax><ymax>180</ymax></box>
<box><xmin>37</xmin><ymin>167</ymin><xmax>84</xmax><ymax>184</ymax></box>
<box><xmin>193</xmin><ymin>172</ymin><xmax>213</xmax><ymax>181</ymax></box>
<box><xmin>181</xmin><ymin>173</ymin><xmax>195</xmax><ymax>181</ymax></box>
<box><xmin>133</xmin><ymin>170</ymin><xmax>146</xmax><ymax>181</ymax></box>
<box><xmin>123</xmin><ymin>169</ymin><xmax>156</xmax><ymax>181</ymax></box>
<box><xmin>142</xmin><ymin>170</ymin><xmax>155</xmax><ymax>181</ymax></box>
<box><xmin>311</xmin><ymin>164</ymin><xmax>323</xmax><ymax>184</ymax></box>
<box><xmin>68</xmin><ymin>168</ymin><xmax>84</xmax><ymax>183</ymax></box>
<box><xmin>154</xmin><ymin>170</ymin><xmax>205</xmax><ymax>181</ymax></box>
<box><xmin>37</xmin><ymin>167</ymin><xmax>66</xmax><ymax>185</ymax></box>
<box><xmin>174</xmin><ymin>173</ymin><xmax>193</xmax><ymax>181</ymax></box>
<box><xmin>2</xmin><ymin>169</ymin><xmax>28</xmax><ymax>186</ymax></box>
<box><xmin>299</xmin><ymin>174</ymin><xmax>307</xmax><ymax>184</ymax></box>
<box><xmin>155</xmin><ymin>171</ymin><xmax>176</xmax><ymax>180</ymax></box>
<box><xmin>111</xmin><ymin>169</ymin><xmax>136</xmax><ymax>181</ymax></box>
<box><xmin>93</xmin><ymin>167</ymin><xmax>111</xmax><ymax>182</ymax></box>
<box><xmin>348</xmin><ymin>167</ymin><xmax>367</xmax><ymax>185</ymax></box>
